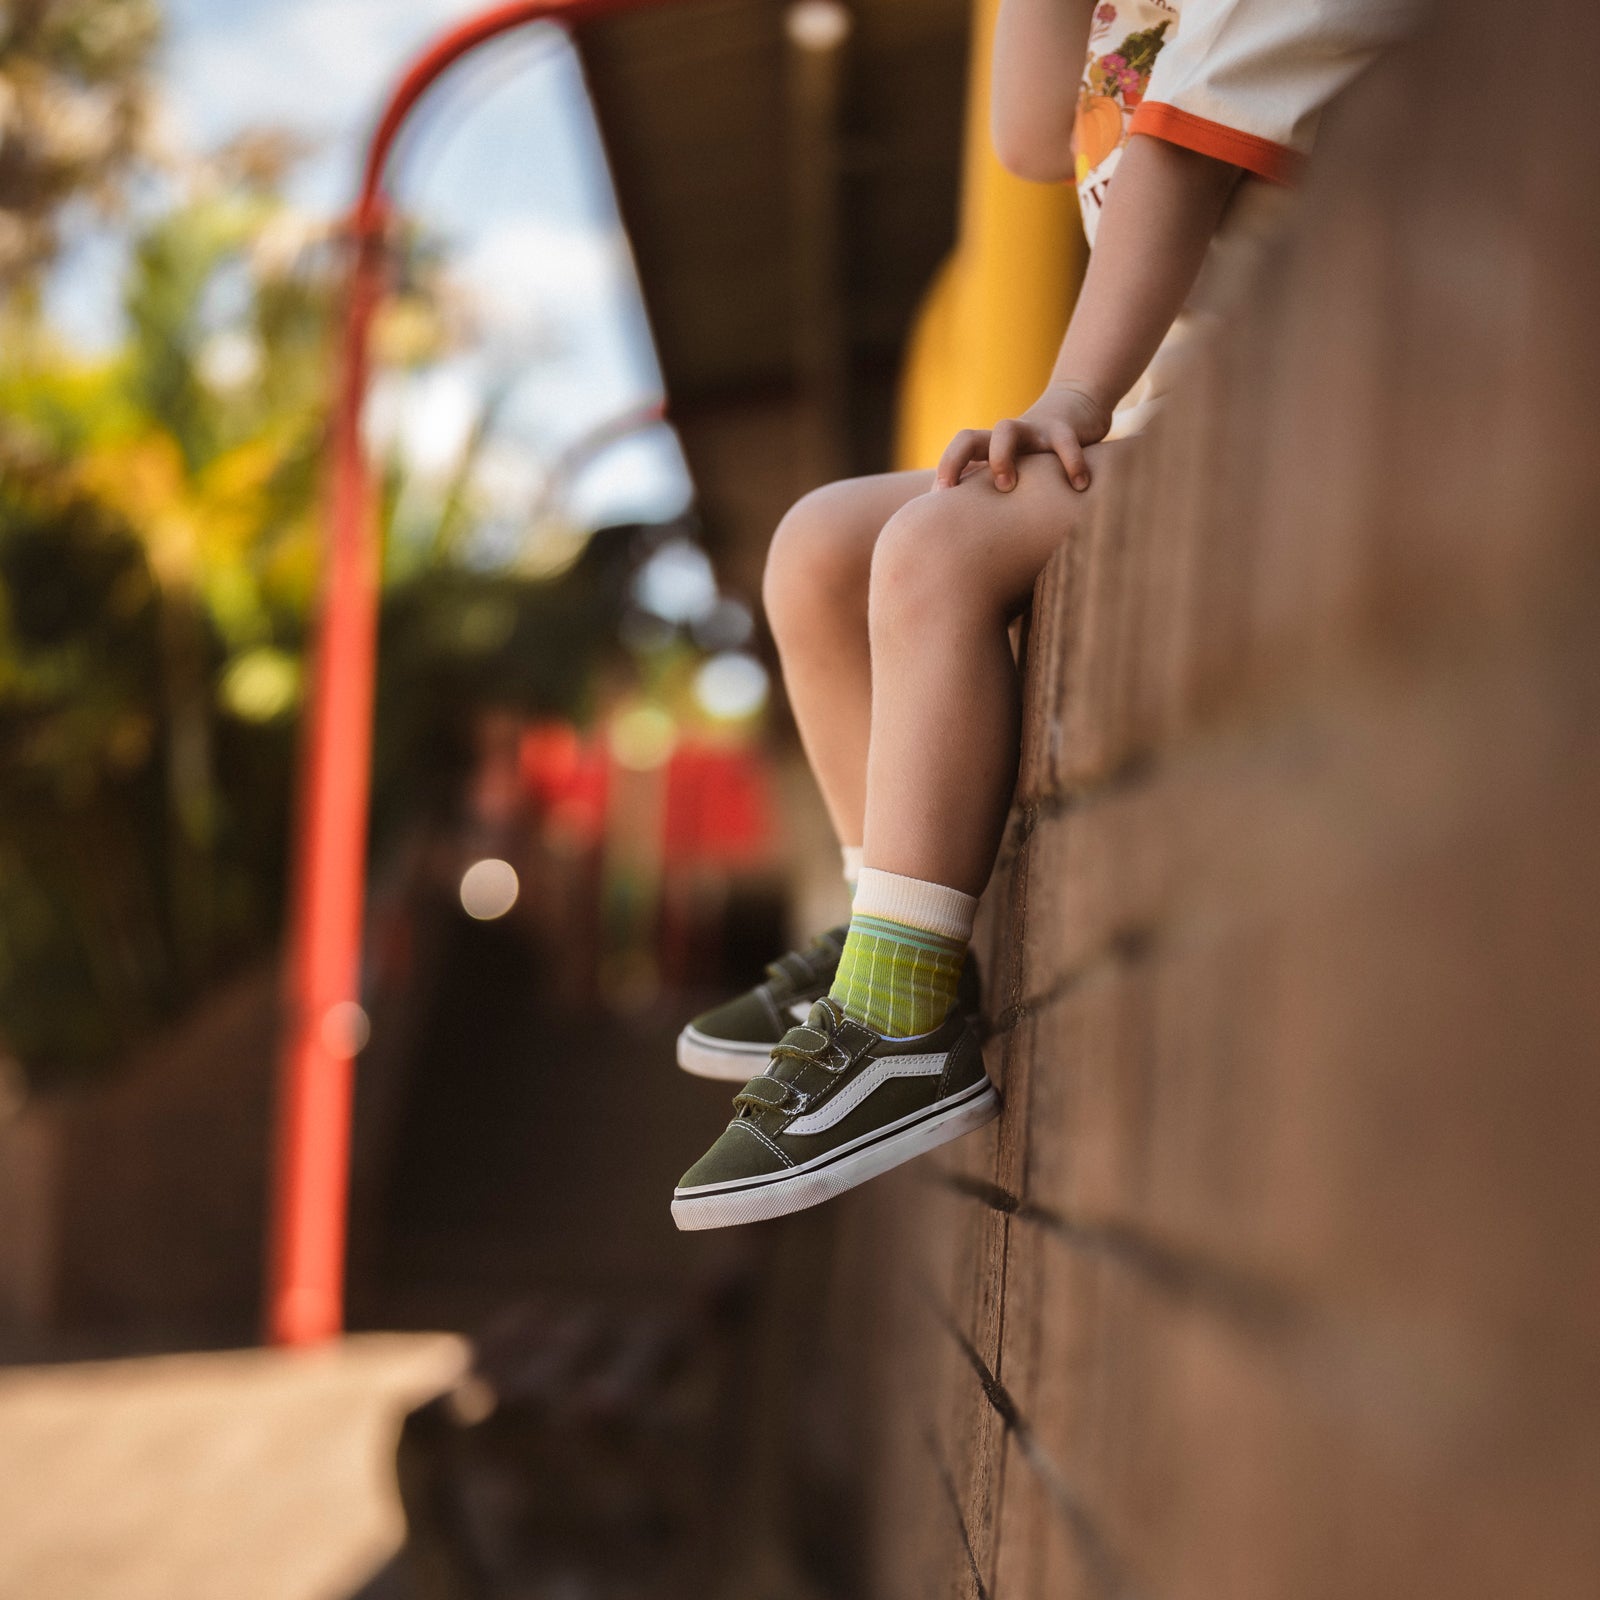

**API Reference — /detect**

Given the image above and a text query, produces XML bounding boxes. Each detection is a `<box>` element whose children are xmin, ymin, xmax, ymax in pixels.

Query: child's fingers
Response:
<box><xmin>1050</xmin><ymin>426</ymin><xmax>1090</xmax><ymax>492</ymax></box>
<box><xmin>935</xmin><ymin>429</ymin><xmax>990</xmax><ymax>489</ymax></box>
<box><xmin>989</xmin><ymin>419</ymin><xmax>1026</xmax><ymax>492</ymax></box>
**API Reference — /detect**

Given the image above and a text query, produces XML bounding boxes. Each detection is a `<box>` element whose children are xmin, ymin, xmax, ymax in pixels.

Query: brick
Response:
<box><xmin>1011</xmin><ymin>1231</ymin><xmax>1600</xmax><ymax>1600</ymax></box>
<box><xmin>991</xmin><ymin>1197</ymin><xmax>1114</xmax><ymax>1600</ymax></box>
<box><xmin>989</xmin><ymin>1013</ymin><xmax>1032</xmax><ymax>1202</ymax></box>
<box><xmin>1011</xmin><ymin>791</ymin><xmax>1169</xmax><ymax>1007</ymax></box>
<box><xmin>1016</xmin><ymin>646</ymin><xmax>1600</xmax><ymax>1335</ymax></box>
<box><xmin>989</xmin><ymin>1430</ymin><xmax>1099</xmax><ymax>1600</ymax></box>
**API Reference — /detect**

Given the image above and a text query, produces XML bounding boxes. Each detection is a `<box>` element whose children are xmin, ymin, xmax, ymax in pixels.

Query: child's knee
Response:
<box><xmin>869</xmin><ymin>494</ymin><xmax>997</xmax><ymax>634</ymax></box>
<box><xmin>762</xmin><ymin>482</ymin><xmax>875</xmax><ymax>638</ymax></box>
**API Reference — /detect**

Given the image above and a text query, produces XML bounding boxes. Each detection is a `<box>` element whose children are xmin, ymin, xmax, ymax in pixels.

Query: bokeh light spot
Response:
<box><xmin>631</xmin><ymin>537</ymin><xmax>717</xmax><ymax>624</ymax></box>
<box><xmin>610</xmin><ymin>705</ymin><xmax>677</xmax><ymax>770</ymax></box>
<box><xmin>319</xmin><ymin>1001</ymin><xmax>371</xmax><ymax>1059</ymax></box>
<box><xmin>460</xmin><ymin>858</ymin><xmax>521</xmax><ymax>920</ymax></box>
<box><xmin>786</xmin><ymin>0</ymin><xmax>854</xmax><ymax>51</ymax></box>
<box><xmin>694</xmin><ymin>651</ymin><xmax>770</xmax><ymax>721</ymax></box>
<box><xmin>692</xmin><ymin>596</ymin><xmax>754</xmax><ymax>651</ymax></box>
<box><xmin>218</xmin><ymin>648</ymin><xmax>301</xmax><ymax>722</ymax></box>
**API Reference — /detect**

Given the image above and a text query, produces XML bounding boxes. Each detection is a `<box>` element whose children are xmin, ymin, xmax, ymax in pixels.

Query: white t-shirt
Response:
<box><xmin>1075</xmin><ymin>0</ymin><xmax>1414</xmax><ymax>243</ymax></box>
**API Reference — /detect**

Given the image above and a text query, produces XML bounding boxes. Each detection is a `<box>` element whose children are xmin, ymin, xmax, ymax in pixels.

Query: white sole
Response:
<box><xmin>676</xmin><ymin>1025</ymin><xmax>774</xmax><ymax>1081</ymax></box>
<box><xmin>670</xmin><ymin>1077</ymin><xmax>1000</xmax><ymax>1230</ymax></box>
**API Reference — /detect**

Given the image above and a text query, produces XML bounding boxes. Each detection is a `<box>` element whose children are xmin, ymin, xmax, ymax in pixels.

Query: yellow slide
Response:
<box><xmin>895</xmin><ymin>0</ymin><xmax>1087</xmax><ymax>470</ymax></box>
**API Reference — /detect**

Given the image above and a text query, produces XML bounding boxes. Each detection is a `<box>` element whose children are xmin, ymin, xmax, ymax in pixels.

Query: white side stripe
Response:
<box><xmin>785</xmin><ymin>1052</ymin><xmax>946</xmax><ymax>1135</ymax></box>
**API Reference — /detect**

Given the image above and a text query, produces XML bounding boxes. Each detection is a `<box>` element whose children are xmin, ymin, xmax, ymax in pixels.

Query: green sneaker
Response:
<box><xmin>676</xmin><ymin>927</ymin><xmax>983</xmax><ymax>1081</ymax></box>
<box><xmin>671</xmin><ymin>999</ymin><xmax>999</xmax><ymax>1230</ymax></box>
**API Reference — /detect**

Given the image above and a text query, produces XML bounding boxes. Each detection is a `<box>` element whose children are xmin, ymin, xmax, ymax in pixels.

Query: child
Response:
<box><xmin>671</xmin><ymin>0</ymin><xmax>1411</xmax><ymax>1230</ymax></box>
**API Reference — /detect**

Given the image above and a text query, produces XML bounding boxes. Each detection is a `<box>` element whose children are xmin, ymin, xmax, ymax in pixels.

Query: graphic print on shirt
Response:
<box><xmin>1075</xmin><ymin>0</ymin><xmax>1178</xmax><ymax>243</ymax></box>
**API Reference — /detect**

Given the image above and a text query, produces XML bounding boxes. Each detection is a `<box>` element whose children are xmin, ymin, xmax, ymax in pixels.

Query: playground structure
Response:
<box><xmin>268</xmin><ymin>0</ymin><xmax>677</xmax><ymax>1348</ymax></box>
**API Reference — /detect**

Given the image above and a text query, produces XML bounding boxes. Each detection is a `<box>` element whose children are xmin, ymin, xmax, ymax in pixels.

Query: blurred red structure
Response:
<box><xmin>520</xmin><ymin>720</ymin><xmax>775</xmax><ymax>869</ymax></box>
<box><xmin>660</xmin><ymin>744</ymin><xmax>773</xmax><ymax>870</ymax></box>
<box><xmin>520</xmin><ymin>722</ymin><xmax>611</xmax><ymax>850</ymax></box>
<box><xmin>270</xmin><ymin>0</ymin><xmax>675</xmax><ymax>1348</ymax></box>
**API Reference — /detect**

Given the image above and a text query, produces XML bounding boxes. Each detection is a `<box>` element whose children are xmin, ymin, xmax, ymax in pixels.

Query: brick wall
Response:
<box><xmin>859</xmin><ymin>4</ymin><xmax>1600</xmax><ymax>1595</ymax></box>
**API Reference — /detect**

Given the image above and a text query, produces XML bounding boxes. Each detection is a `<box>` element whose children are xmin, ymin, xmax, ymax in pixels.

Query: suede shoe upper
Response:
<box><xmin>678</xmin><ymin>998</ymin><xmax>988</xmax><ymax>1191</ymax></box>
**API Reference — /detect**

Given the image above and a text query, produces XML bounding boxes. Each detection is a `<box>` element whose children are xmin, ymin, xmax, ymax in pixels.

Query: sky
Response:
<box><xmin>47</xmin><ymin>0</ymin><xmax>692</xmax><ymax>535</ymax></box>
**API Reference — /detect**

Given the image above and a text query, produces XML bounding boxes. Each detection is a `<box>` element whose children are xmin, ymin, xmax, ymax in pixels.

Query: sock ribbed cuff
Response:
<box><xmin>841</xmin><ymin>845</ymin><xmax>864</xmax><ymax>891</ymax></box>
<box><xmin>852</xmin><ymin>868</ymin><xmax>978</xmax><ymax>943</ymax></box>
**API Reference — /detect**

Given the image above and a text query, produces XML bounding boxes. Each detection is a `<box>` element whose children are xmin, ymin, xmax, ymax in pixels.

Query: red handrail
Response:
<box><xmin>267</xmin><ymin>0</ymin><xmax>675</xmax><ymax>1347</ymax></box>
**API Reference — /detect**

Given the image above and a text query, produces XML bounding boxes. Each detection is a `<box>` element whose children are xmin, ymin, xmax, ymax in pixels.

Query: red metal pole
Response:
<box><xmin>267</xmin><ymin>0</ymin><xmax>674</xmax><ymax>1347</ymax></box>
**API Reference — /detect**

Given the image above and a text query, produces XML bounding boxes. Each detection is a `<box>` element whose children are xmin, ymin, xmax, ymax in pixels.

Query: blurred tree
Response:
<box><xmin>0</xmin><ymin>155</ymin><xmax>331</xmax><ymax>1076</ymax></box>
<box><xmin>0</xmin><ymin>2</ymin><xmax>691</xmax><ymax>1085</ymax></box>
<box><xmin>0</xmin><ymin>146</ymin><xmax>650</xmax><ymax>1087</ymax></box>
<box><xmin>0</xmin><ymin>0</ymin><xmax>161</xmax><ymax>292</ymax></box>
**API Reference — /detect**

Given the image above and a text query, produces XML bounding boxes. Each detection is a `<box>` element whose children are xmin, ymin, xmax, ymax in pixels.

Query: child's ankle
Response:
<box><xmin>830</xmin><ymin>869</ymin><xmax>977</xmax><ymax>1036</ymax></box>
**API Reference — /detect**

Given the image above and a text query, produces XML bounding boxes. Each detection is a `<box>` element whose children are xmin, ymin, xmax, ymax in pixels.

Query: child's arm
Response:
<box><xmin>936</xmin><ymin>134</ymin><xmax>1241</xmax><ymax>493</ymax></box>
<box><xmin>990</xmin><ymin>0</ymin><xmax>1096</xmax><ymax>182</ymax></box>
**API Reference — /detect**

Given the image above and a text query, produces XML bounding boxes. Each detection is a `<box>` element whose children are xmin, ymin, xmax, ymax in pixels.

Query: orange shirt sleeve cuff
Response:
<box><xmin>1128</xmin><ymin>102</ymin><xmax>1303</xmax><ymax>186</ymax></box>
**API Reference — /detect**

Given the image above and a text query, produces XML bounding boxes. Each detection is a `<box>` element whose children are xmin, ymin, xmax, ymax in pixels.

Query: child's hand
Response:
<box><xmin>935</xmin><ymin>382</ymin><xmax>1113</xmax><ymax>493</ymax></box>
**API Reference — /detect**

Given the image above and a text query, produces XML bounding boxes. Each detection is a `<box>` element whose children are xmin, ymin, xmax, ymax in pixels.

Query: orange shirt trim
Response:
<box><xmin>1129</xmin><ymin>102</ymin><xmax>1303</xmax><ymax>186</ymax></box>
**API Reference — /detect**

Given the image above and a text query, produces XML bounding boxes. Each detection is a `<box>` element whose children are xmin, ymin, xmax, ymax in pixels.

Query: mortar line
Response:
<box><xmin>988</xmin><ymin>923</ymin><xmax>1159</xmax><ymax>1036</ymax></box>
<box><xmin>928</xmin><ymin>1172</ymin><xmax>1303</xmax><ymax>1341</ymax></box>
<box><xmin>919</xmin><ymin>1284</ymin><xmax>1139</xmax><ymax>1600</ymax></box>
<box><xmin>922</xmin><ymin>1421</ymin><xmax>992</xmax><ymax>1600</ymax></box>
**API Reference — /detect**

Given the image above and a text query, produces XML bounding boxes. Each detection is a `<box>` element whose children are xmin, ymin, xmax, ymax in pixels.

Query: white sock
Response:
<box><xmin>851</xmin><ymin>867</ymin><xmax>978</xmax><ymax>942</ymax></box>
<box><xmin>841</xmin><ymin>845</ymin><xmax>864</xmax><ymax>893</ymax></box>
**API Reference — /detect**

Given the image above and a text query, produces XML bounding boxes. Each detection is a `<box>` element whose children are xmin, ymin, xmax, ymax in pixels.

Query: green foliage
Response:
<box><xmin>0</xmin><ymin>0</ymin><xmax>162</xmax><ymax>288</ymax></box>
<box><xmin>0</xmin><ymin>175</ymin><xmax>636</xmax><ymax>1087</ymax></box>
<box><xmin>0</xmin><ymin>458</ymin><xmax>178</xmax><ymax>1070</ymax></box>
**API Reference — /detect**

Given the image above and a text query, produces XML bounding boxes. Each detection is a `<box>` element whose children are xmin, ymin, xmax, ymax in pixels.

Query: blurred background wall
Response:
<box><xmin>0</xmin><ymin>0</ymin><xmax>1085</xmax><ymax>1593</ymax></box>
<box><xmin>0</xmin><ymin>0</ymin><xmax>978</xmax><ymax>1345</ymax></box>
<box><xmin>0</xmin><ymin>0</ymin><xmax>1087</xmax><ymax>1358</ymax></box>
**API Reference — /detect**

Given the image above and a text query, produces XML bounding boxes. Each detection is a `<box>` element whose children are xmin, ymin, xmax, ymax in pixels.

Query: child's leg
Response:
<box><xmin>818</xmin><ymin>445</ymin><xmax>1127</xmax><ymax>1037</ymax></box>
<box><xmin>673</xmin><ymin>452</ymin><xmax>1123</xmax><ymax>1221</ymax></box>
<box><xmin>674</xmin><ymin>470</ymin><xmax>935</xmax><ymax>1082</ymax></box>
<box><xmin>761</xmin><ymin>470</ymin><xmax>934</xmax><ymax>854</ymax></box>
<box><xmin>864</xmin><ymin>444</ymin><xmax>1127</xmax><ymax>896</ymax></box>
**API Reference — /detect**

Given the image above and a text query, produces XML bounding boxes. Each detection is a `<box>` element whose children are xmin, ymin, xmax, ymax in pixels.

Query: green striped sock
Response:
<box><xmin>829</xmin><ymin>912</ymin><xmax>967</xmax><ymax>1037</ymax></box>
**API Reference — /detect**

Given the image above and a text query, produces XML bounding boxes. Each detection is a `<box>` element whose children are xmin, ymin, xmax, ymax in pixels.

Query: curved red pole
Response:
<box><xmin>269</xmin><ymin>0</ymin><xmax>674</xmax><ymax>1347</ymax></box>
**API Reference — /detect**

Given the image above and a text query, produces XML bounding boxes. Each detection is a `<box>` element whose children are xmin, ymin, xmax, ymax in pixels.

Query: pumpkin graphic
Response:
<box><xmin>1074</xmin><ymin>93</ymin><xmax>1123</xmax><ymax>175</ymax></box>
